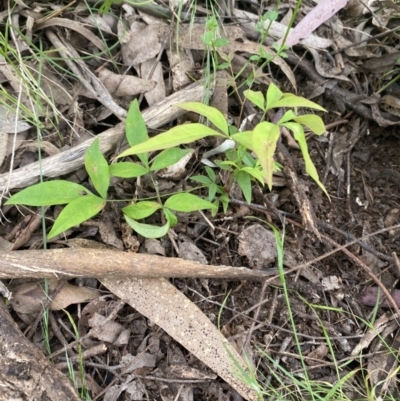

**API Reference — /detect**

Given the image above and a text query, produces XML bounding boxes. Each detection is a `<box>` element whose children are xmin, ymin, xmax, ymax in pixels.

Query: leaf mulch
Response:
<box><xmin>1</xmin><ymin>1</ymin><xmax>400</xmax><ymax>400</ymax></box>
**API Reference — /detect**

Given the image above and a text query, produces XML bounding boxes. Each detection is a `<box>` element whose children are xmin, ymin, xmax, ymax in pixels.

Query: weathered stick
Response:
<box><xmin>0</xmin><ymin>248</ymin><xmax>275</xmax><ymax>280</ymax></box>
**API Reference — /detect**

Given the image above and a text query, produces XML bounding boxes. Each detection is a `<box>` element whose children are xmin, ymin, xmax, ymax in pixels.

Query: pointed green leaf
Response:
<box><xmin>163</xmin><ymin>208</ymin><xmax>178</xmax><ymax>227</ymax></box>
<box><xmin>207</xmin><ymin>183</ymin><xmax>219</xmax><ymax>201</ymax></box>
<box><xmin>117</xmin><ymin>124</ymin><xmax>224</xmax><ymax>158</ymax></box>
<box><xmin>293</xmin><ymin>114</ymin><xmax>326</xmax><ymax>135</ymax></box>
<box><xmin>5</xmin><ymin>181</ymin><xmax>93</xmax><ymax>206</ymax></box>
<box><xmin>214</xmin><ymin>37</ymin><xmax>230</xmax><ymax>48</ymax></box>
<box><xmin>277</xmin><ymin>110</ymin><xmax>296</xmax><ymax>125</ymax></box>
<box><xmin>273</xmin><ymin>94</ymin><xmax>326</xmax><ymax>111</ymax></box>
<box><xmin>122</xmin><ymin>201</ymin><xmax>162</xmax><ymax>220</ymax></box>
<box><xmin>84</xmin><ymin>138</ymin><xmax>110</xmax><ymax>199</ymax></box>
<box><xmin>190</xmin><ymin>175</ymin><xmax>213</xmax><ymax>185</ymax></box>
<box><xmin>284</xmin><ymin>122</ymin><xmax>330</xmax><ymax>198</ymax></box>
<box><xmin>237</xmin><ymin>171</ymin><xmax>252</xmax><ymax>204</ymax></box>
<box><xmin>265</xmin><ymin>82</ymin><xmax>283</xmax><ymax>110</ymax></box>
<box><xmin>178</xmin><ymin>103</ymin><xmax>229</xmax><ymax>136</ymax></box>
<box><xmin>150</xmin><ymin>148</ymin><xmax>192</xmax><ymax>171</ymax></box>
<box><xmin>240</xmin><ymin>166</ymin><xmax>264</xmax><ymax>185</ymax></box>
<box><xmin>48</xmin><ymin>195</ymin><xmax>105</xmax><ymax>238</ymax></box>
<box><xmin>109</xmin><ymin>162</ymin><xmax>149</xmax><ymax>178</ymax></box>
<box><xmin>126</xmin><ymin>99</ymin><xmax>149</xmax><ymax>166</ymax></box>
<box><xmin>243</xmin><ymin>90</ymin><xmax>265</xmax><ymax>111</ymax></box>
<box><xmin>164</xmin><ymin>193</ymin><xmax>217</xmax><ymax>212</ymax></box>
<box><xmin>125</xmin><ymin>215</ymin><xmax>170</xmax><ymax>239</ymax></box>
<box><xmin>205</xmin><ymin>166</ymin><xmax>216</xmax><ymax>181</ymax></box>
<box><xmin>252</xmin><ymin>122</ymin><xmax>281</xmax><ymax>190</ymax></box>
<box><xmin>231</xmin><ymin>131</ymin><xmax>253</xmax><ymax>151</ymax></box>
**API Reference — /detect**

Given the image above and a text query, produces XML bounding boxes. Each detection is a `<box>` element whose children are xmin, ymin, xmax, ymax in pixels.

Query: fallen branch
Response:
<box><xmin>0</xmin><ymin>248</ymin><xmax>276</xmax><ymax>280</ymax></box>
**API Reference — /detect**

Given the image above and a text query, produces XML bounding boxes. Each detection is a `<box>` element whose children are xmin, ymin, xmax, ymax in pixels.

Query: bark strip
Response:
<box><xmin>0</xmin><ymin>248</ymin><xmax>276</xmax><ymax>280</ymax></box>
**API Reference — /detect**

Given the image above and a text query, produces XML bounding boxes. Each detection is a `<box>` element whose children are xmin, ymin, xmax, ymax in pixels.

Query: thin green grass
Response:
<box><xmin>224</xmin><ymin>221</ymin><xmax>400</xmax><ymax>400</ymax></box>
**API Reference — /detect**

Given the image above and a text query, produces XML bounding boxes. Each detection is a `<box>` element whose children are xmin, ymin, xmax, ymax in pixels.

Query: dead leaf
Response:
<box><xmin>98</xmin><ymin>68</ymin><xmax>156</xmax><ymax>97</ymax></box>
<box><xmin>88</xmin><ymin>312</ymin><xmax>127</xmax><ymax>344</ymax></box>
<box><xmin>238</xmin><ymin>224</ymin><xmax>277</xmax><ymax>269</ymax></box>
<box><xmin>280</xmin><ymin>0</ymin><xmax>348</xmax><ymax>47</ymax></box>
<box><xmin>122</xmin><ymin>23</ymin><xmax>162</xmax><ymax>65</ymax></box>
<box><xmin>140</xmin><ymin>58</ymin><xmax>166</xmax><ymax>106</ymax></box>
<box><xmin>9</xmin><ymin>279</ymin><xmax>99</xmax><ymax>314</ymax></box>
<box><xmin>100</xmin><ymin>277</ymin><xmax>259</xmax><ymax>401</ymax></box>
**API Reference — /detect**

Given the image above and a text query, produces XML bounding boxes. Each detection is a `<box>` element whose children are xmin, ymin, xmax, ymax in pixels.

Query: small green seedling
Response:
<box><xmin>6</xmin><ymin>100</ymin><xmax>217</xmax><ymax>239</ymax></box>
<box><xmin>119</xmin><ymin>83</ymin><xmax>329</xmax><ymax>198</ymax></box>
<box><xmin>6</xmin><ymin>84</ymin><xmax>327</xmax><ymax>240</ymax></box>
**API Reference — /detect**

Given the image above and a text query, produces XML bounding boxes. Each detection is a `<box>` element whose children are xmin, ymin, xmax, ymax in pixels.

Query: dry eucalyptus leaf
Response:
<box><xmin>122</xmin><ymin>24</ymin><xmax>162</xmax><ymax>65</ymax></box>
<box><xmin>0</xmin><ymin>104</ymin><xmax>31</xmax><ymax>133</ymax></box>
<box><xmin>167</xmin><ymin>47</ymin><xmax>194</xmax><ymax>91</ymax></box>
<box><xmin>140</xmin><ymin>58</ymin><xmax>166</xmax><ymax>106</ymax></box>
<box><xmin>100</xmin><ymin>277</ymin><xmax>258</xmax><ymax>401</ymax></box>
<box><xmin>178</xmin><ymin>235</ymin><xmax>208</xmax><ymax>265</ymax></box>
<box><xmin>120</xmin><ymin>353</ymin><xmax>156</xmax><ymax>373</ymax></box>
<box><xmin>238</xmin><ymin>224</ymin><xmax>277</xmax><ymax>269</ymax></box>
<box><xmin>88</xmin><ymin>312</ymin><xmax>126</xmax><ymax>343</ymax></box>
<box><xmin>9</xmin><ymin>279</ymin><xmax>99</xmax><ymax>314</ymax></box>
<box><xmin>98</xmin><ymin>68</ymin><xmax>156</xmax><ymax>97</ymax></box>
<box><xmin>280</xmin><ymin>0</ymin><xmax>348</xmax><ymax>47</ymax></box>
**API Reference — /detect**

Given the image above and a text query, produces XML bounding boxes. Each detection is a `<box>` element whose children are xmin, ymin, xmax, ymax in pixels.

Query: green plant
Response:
<box><xmin>119</xmin><ymin>82</ymin><xmax>328</xmax><ymax>196</ymax></box>
<box><xmin>6</xmin><ymin>100</ymin><xmax>217</xmax><ymax>239</ymax></box>
<box><xmin>6</xmin><ymin>84</ymin><xmax>327</xmax><ymax>240</ymax></box>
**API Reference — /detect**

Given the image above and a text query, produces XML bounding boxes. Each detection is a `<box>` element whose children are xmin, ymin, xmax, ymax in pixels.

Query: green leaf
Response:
<box><xmin>208</xmin><ymin>183</ymin><xmax>219</xmax><ymax>201</ymax></box>
<box><xmin>109</xmin><ymin>162</ymin><xmax>149</xmax><ymax>178</ymax></box>
<box><xmin>243</xmin><ymin>90</ymin><xmax>265</xmax><ymax>111</ymax></box>
<box><xmin>272</xmin><ymin>94</ymin><xmax>326</xmax><ymax>111</ymax></box>
<box><xmin>240</xmin><ymin>166</ymin><xmax>264</xmax><ymax>185</ymax></box>
<box><xmin>5</xmin><ymin>181</ymin><xmax>94</xmax><ymax>206</ymax></box>
<box><xmin>178</xmin><ymin>103</ymin><xmax>229</xmax><ymax>136</ymax></box>
<box><xmin>125</xmin><ymin>216</ymin><xmax>170</xmax><ymax>239</ymax></box>
<box><xmin>237</xmin><ymin>171</ymin><xmax>252</xmax><ymax>204</ymax></box>
<box><xmin>231</xmin><ymin>131</ymin><xmax>253</xmax><ymax>151</ymax></box>
<box><xmin>277</xmin><ymin>110</ymin><xmax>296</xmax><ymax>125</ymax></box>
<box><xmin>117</xmin><ymin>124</ymin><xmax>224</xmax><ymax>158</ymax></box>
<box><xmin>85</xmin><ymin>138</ymin><xmax>110</xmax><ymax>199</ymax></box>
<box><xmin>164</xmin><ymin>193</ymin><xmax>217</xmax><ymax>212</ymax></box>
<box><xmin>163</xmin><ymin>208</ymin><xmax>178</xmax><ymax>227</ymax></box>
<box><xmin>252</xmin><ymin>122</ymin><xmax>281</xmax><ymax>190</ymax></box>
<box><xmin>48</xmin><ymin>195</ymin><xmax>105</xmax><ymax>238</ymax></box>
<box><xmin>126</xmin><ymin>99</ymin><xmax>149</xmax><ymax>166</ymax></box>
<box><xmin>293</xmin><ymin>114</ymin><xmax>326</xmax><ymax>135</ymax></box>
<box><xmin>190</xmin><ymin>175</ymin><xmax>213</xmax><ymax>185</ymax></box>
<box><xmin>214</xmin><ymin>37</ymin><xmax>230</xmax><ymax>48</ymax></box>
<box><xmin>284</xmin><ymin>122</ymin><xmax>330</xmax><ymax>198</ymax></box>
<box><xmin>205</xmin><ymin>166</ymin><xmax>216</xmax><ymax>181</ymax></box>
<box><xmin>265</xmin><ymin>83</ymin><xmax>283</xmax><ymax>110</ymax></box>
<box><xmin>122</xmin><ymin>201</ymin><xmax>162</xmax><ymax>220</ymax></box>
<box><xmin>150</xmin><ymin>148</ymin><xmax>192</xmax><ymax>171</ymax></box>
